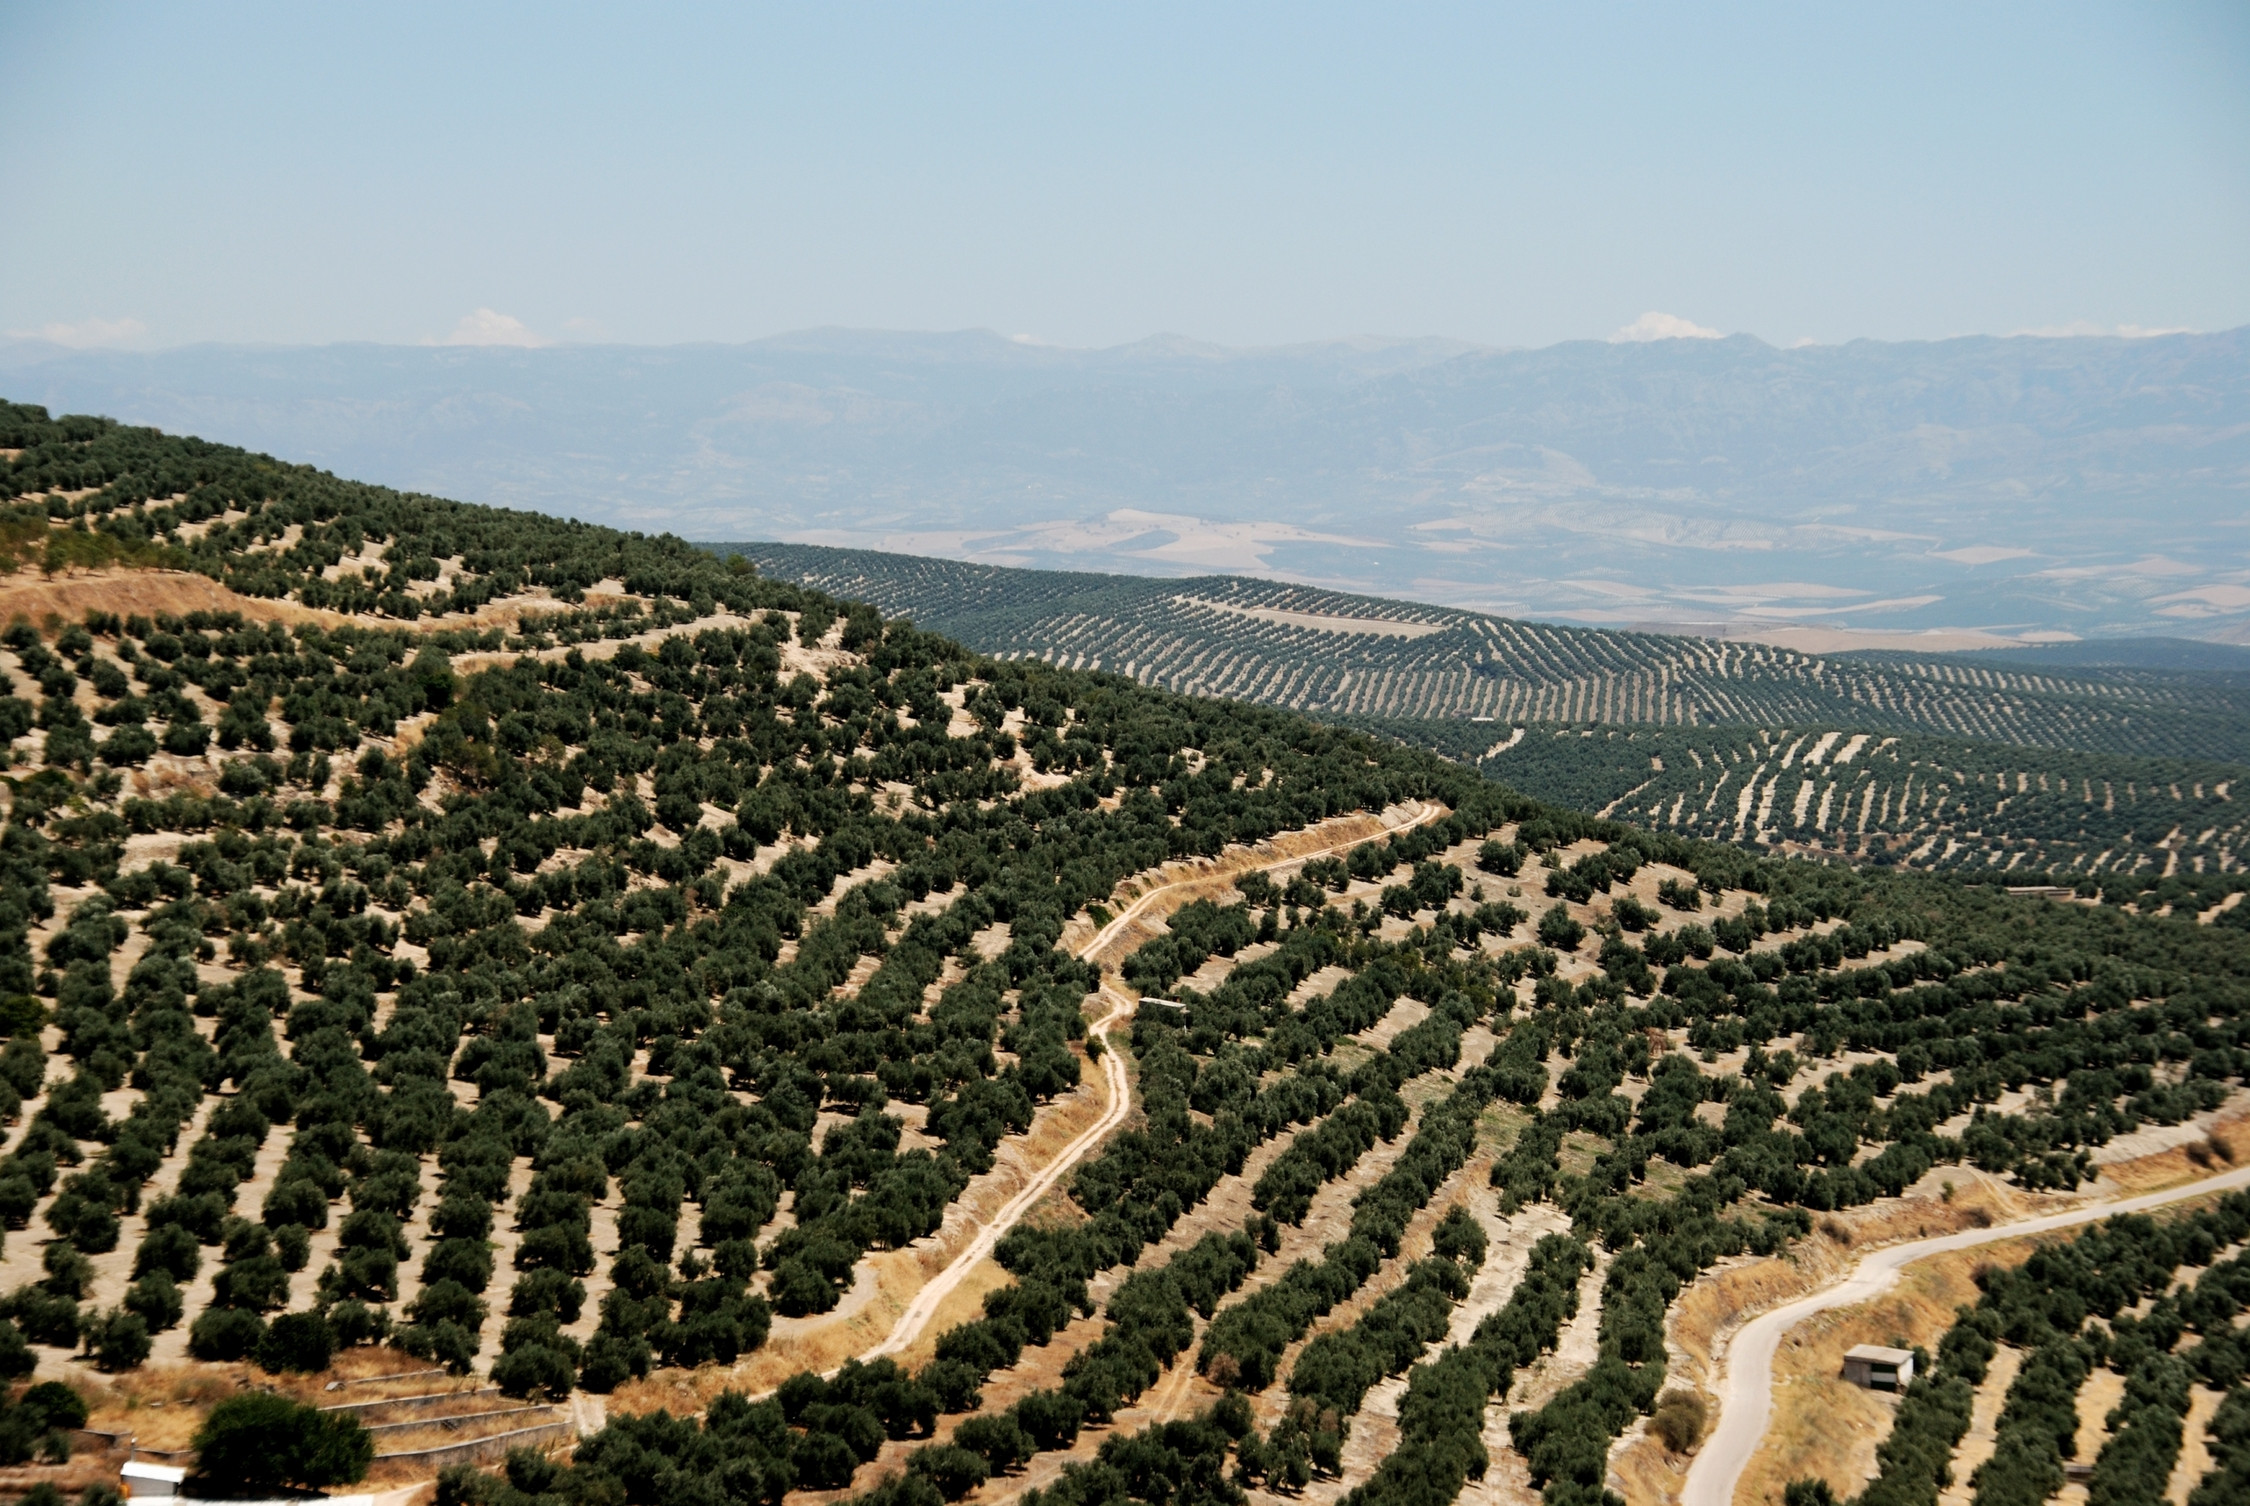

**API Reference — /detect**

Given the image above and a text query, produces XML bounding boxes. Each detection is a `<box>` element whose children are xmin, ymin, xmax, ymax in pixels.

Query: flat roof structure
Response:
<box><xmin>122</xmin><ymin>1462</ymin><xmax>188</xmax><ymax>1499</ymax></box>
<box><xmin>1842</xmin><ymin>1344</ymin><xmax>1916</xmax><ymax>1390</ymax></box>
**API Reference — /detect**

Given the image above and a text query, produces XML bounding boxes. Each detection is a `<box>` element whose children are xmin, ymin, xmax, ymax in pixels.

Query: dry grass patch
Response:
<box><xmin>360</xmin><ymin>1460</ymin><xmax>451</xmax><ymax>1494</ymax></box>
<box><xmin>1608</xmin><ymin>1182</ymin><xmax>2024</xmax><ymax>1506</ymax></box>
<box><xmin>80</xmin><ymin>1346</ymin><xmax>449</xmax><ymax>1454</ymax></box>
<box><xmin>0</xmin><ymin>1448</ymin><xmax>137</xmax><ymax>1500</ymax></box>
<box><xmin>0</xmin><ymin>565</ymin><xmax>348</xmax><ymax>631</ymax></box>
<box><xmin>1557</xmin><ymin>1131</ymin><xmax>1610</xmax><ymax>1178</ymax></box>
<box><xmin>2098</xmin><ymin>1112</ymin><xmax>2250</xmax><ymax>1198</ymax></box>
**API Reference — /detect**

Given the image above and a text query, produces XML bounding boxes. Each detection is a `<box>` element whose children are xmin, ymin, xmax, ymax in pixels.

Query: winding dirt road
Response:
<box><xmin>1682</xmin><ymin>1161</ymin><xmax>2250</xmax><ymax>1506</ymax></box>
<box><xmin>863</xmin><ymin>985</ymin><xmax>1137</xmax><ymax>1362</ymax></box>
<box><xmin>861</xmin><ymin>800</ymin><xmax>1446</xmax><ymax>1361</ymax></box>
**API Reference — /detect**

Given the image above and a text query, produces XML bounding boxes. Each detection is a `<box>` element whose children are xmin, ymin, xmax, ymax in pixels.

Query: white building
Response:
<box><xmin>1842</xmin><ymin>1344</ymin><xmax>1915</xmax><ymax>1391</ymax></box>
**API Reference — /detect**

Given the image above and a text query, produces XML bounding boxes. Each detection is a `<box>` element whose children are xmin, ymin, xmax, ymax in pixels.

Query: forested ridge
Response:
<box><xmin>2</xmin><ymin>403</ymin><xmax>2249</xmax><ymax>1506</ymax></box>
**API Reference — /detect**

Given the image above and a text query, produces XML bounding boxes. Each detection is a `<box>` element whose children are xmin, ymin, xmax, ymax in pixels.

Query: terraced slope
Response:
<box><xmin>728</xmin><ymin>544</ymin><xmax>2250</xmax><ymax>762</ymax></box>
<box><xmin>1374</xmin><ymin>718</ymin><xmax>2250</xmax><ymax>878</ymax></box>
<box><xmin>5</xmin><ymin>404</ymin><xmax>2250</xmax><ymax>1506</ymax></box>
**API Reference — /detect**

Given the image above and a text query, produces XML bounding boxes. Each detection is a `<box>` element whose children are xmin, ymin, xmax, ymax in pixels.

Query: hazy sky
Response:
<box><xmin>5</xmin><ymin>2</ymin><xmax>2248</xmax><ymax>352</ymax></box>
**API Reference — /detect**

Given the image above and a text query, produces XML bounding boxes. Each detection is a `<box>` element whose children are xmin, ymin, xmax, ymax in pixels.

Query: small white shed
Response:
<box><xmin>122</xmin><ymin>1462</ymin><xmax>188</xmax><ymax>1501</ymax></box>
<box><xmin>1842</xmin><ymin>1344</ymin><xmax>1915</xmax><ymax>1391</ymax></box>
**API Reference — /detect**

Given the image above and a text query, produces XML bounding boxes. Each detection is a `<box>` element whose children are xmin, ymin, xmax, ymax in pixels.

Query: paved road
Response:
<box><xmin>1682</xmin><ymin>1161</ymin><xmax>2250</xmax><ymax>1506</ymax></box>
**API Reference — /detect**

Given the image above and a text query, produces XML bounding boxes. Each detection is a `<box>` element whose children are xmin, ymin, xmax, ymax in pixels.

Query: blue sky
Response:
<box><xmin>4</xmin><ymin>2</ymin><xmax>2247</xmax><ymax>351</ymax></box>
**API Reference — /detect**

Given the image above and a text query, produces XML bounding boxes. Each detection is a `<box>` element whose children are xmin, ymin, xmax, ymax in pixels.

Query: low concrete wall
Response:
<box><xmin>319</xmin><ymin>1387</ymin><xmax>503</xmax><ymax>1417</ymax></box>
<box><xmin>363</xmin><ymin>1405</ymin><xmax>556</xmax><ymax>1438</ymax></box>
<box><xmin>372</xmin><ymin>1421</ymin><xmax>575</xmax><ymax>1470</ymax></box>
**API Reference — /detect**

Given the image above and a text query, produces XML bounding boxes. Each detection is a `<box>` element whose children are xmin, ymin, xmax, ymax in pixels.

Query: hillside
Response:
<box><xmin>9</xmin><ymin>326</ymin><xmax>2250</xmax><ymax>640</ymax></box>
<box><xmin>3</xmin><ymin>403</ymin><xmax>2250</xmax><ymax>1506</ymax></box>
<box><xmin>730</xmin><ymin>543</ymin><xmax>2250</xmax><ymax>882</ymax></box>
<box><xmin>727</xmin><ymin>544</ymin><xmax>2250</xmax><ymax>762</ymax></box>
<box><xmin>1374</xmin><ymin>718</ymin><xmax>2249</xmax><ymax>880</ymax></box>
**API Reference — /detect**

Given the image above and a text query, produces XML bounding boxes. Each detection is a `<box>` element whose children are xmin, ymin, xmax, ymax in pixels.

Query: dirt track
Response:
<box><xmin>863</xmin><ymin>799</ymin><xmax>1447</xmax><ymax>1363</ymax></box>
<box><xmin>862</xmin><ymin>986</ymin><xmax>1137</xmax><ymax>1363</ymax></box>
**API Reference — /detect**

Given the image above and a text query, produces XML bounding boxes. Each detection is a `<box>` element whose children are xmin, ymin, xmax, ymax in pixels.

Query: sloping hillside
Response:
<box><xmin>729</xmin><ymin>544</ymin><xmax>2250</xmax><ymax>763</ymax></box>
<box><xmin>4</xmin><ymin>403</ymin><xmax>2250</xmax><ymax>1506</ymax></box>
<box><xmin>1376</xmin><ymin>718</ymin><xmax>2249</xmax><ymax>880</ymax></box>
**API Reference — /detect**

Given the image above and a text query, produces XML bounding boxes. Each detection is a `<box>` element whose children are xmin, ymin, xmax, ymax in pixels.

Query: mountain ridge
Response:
<box><xmin>6</xmin><ymin>326</ymin><xmax>2246</xmax><ymax>641</ymax></box>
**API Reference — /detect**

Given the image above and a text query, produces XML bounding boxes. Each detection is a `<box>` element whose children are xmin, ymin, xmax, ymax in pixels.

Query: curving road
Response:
<box><xmin>863</xmin><ymin>985</ymin><xmax>1138</xmax><ymax>1361</ymax></box>
<box><xmin>861</xmin><ymin>800</ymin><xmax>1446</xmax><ymax>1361</ymax></box>
<box><xmin>1683</xmin><ymin>1160</ymin><xmax>2250</xmax><ymax>1506</ymax></box>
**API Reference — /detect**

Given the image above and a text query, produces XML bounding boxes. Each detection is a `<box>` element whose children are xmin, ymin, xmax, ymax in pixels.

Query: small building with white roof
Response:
<box><xmin>121</xmin><ymin>1462</ymin><xmax>188</xmax><ymax>1500</ymax></box>
<box><xmin>1842</xmin><ymin>1344</ymin><xmax>1915</xmax><ymax>1391</ymax></box>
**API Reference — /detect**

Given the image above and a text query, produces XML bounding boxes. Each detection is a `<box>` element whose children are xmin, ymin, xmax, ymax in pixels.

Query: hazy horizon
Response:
<box><xmin>9</xmin><ymin>321</ymin><xmax>2246</xmax><ymax>358</ymax></box>
<box><xmin>8</xmin><ymin>3</ymin><xmax>2246</xmax><ymax>651</ymax></box>
<box><xmin>10</xmin><ymin>326</ymin><xmax>2245</xmax><ymax>649</ymax></box>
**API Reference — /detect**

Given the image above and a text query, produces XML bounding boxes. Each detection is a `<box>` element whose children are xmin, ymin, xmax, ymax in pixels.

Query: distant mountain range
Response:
<box><xmin>6</xmin><ymin>325</ymin><xmax>2247</xmax><ymax>642</ymax></box>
